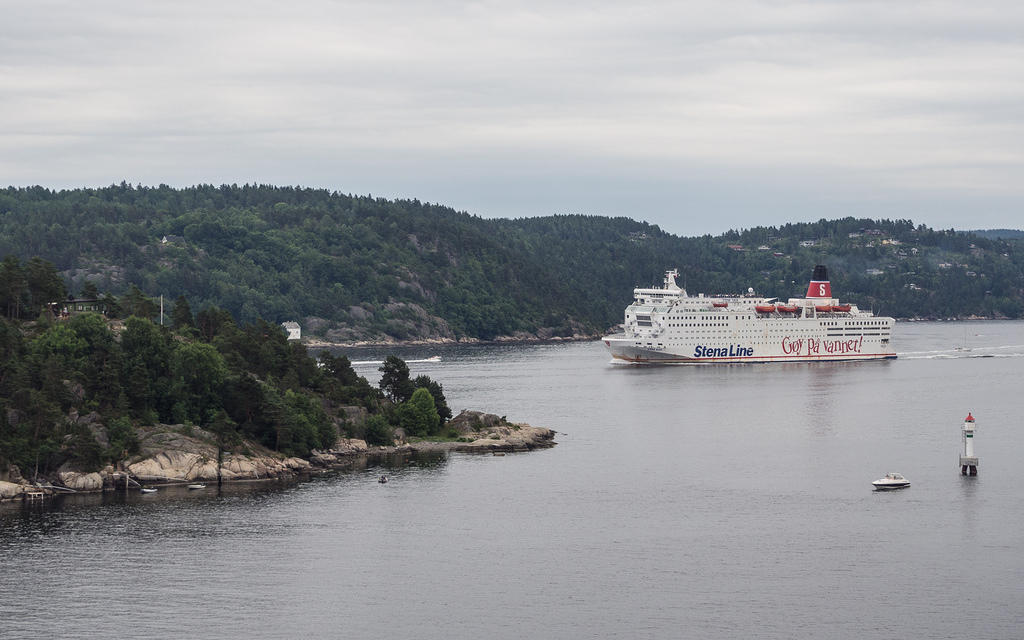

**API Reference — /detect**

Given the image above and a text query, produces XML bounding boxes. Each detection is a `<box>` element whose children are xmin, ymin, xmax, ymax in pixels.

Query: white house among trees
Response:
<box><xmin>281</xmin><ymin>321</ymin><xmax>301</xmax><ymax>340</ymax></box>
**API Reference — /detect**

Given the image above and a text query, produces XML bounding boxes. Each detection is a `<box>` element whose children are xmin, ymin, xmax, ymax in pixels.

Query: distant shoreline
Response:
<box><xmin>896</xmin><ymin>316</ymin><xmax>1009</xmax><ymax>322</ymax></box>
<box><xmin>303</xmin><ymin>333</ymin><xmax>602</xmax><ymax>349</ymax></box>
<box><xmin>303</xmin><ymin>318</ymin><xmax>1018</xmax><ymax>349</ymax></box>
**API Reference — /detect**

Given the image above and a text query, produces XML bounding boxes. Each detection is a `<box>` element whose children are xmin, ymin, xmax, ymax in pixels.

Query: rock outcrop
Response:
<box><xmin>124</xmin><ymin>426</ymin><xmax>315</xmax><ymax>483</ymax></box>
<box><xmin>452</xmin><ymin>423</ymin><xmax>556</xmax><ymax>452</ymax></box>
<box><xmin>382</xmin><ymin>410</ymin><xmax>556</xmax><ymax>455</ymax></box>
<box><xmin>0</xmin><ymin>481</ymin><xmax>25</xmax><ymax>500</ymax></box>
<box><xmin>301</xmin><ymin>412</ymin><xmax>557</xmax><ymax>464</ymax></box>
<box><xmin>57</xmin><ymin>471</ymin><xmax>104</xmax><ymax>491</ymax></box>
<box><xmin>333</xmin><ymin>438</ymin><xmax>370</xmax><ymax>455</ymax></box>
<box><xmin>443</xmin><ymin>410</ymin><xmax>556</xmax><ymax>451</ymax></box>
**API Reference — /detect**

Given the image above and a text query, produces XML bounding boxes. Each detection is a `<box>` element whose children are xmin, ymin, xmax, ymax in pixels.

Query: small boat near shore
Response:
<box><xmin>140</xmin><ymin>487</ymin><xmax>158</xmax><ymax>494</ymax></box>
<box><xmin>872</xmin><ymin>473</ymin><xmax>910</xmax><ymax>490</ymax></box>
<box><xmin>187</xmin><ymin>483</ymin><xmax>206</xmax><ymax>490</ymax></box>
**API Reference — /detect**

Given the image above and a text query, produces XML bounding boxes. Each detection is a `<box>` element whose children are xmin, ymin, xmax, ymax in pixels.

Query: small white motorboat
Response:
<box><xmin>140</xmin><ymin>487</ymin><xmax>158</xmax><ymax>494</ymax></box>
<box><xmin>187</xmin><ymin>483</ymin><xmax>207</xmax><ymax>490</ymax></box>
<box><xmin>872</xmin><ymin>472</ymin><xmax>910</xmax><ymax>490</ymax></box>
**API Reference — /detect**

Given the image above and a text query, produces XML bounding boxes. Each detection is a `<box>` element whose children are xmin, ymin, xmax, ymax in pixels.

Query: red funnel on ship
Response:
<box><xmin>806</xmin><ymin>265</ymin><xmax>832</xmax><ymax>298</ymax></box>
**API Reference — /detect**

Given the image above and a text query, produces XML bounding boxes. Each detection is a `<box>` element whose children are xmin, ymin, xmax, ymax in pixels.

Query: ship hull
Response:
<box><xmin>603</xmin><ymin>334</ymin><xmax>897</xmax><ymax>364</ymax></box>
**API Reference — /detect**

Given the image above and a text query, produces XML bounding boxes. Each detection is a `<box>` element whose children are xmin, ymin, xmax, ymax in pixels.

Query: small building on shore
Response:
<box><xmin>282</xmin><ymin>321</ymin><xmax>301</xmax><ymax>341</ymax></box>
<box><xmin>50</xmin><ymin>297</ymin><xmax>107</xmax><ymax>318</ymax></box>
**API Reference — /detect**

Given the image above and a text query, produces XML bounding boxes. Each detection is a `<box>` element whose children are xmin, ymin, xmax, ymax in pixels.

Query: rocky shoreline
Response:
<box><xmin>303</xmin><ymin>318</ymin><xmax>1013</xmax><ymax>349</ymax></box>
<box><xmin>0</xmin><ymin>411</ymin><xmax>556</xmax><ymax>502</ymax></box>
<box><xmin>303</xmin><ymin>332</ymin><xmax>600</xmax><ymax>349</ymax></box>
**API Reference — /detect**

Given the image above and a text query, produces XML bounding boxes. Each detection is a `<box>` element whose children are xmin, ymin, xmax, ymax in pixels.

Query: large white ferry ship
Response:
<box><xmin>603</xmin><ymin>265</ymin><xmax>895</xmax><ymax>364</ymax></box>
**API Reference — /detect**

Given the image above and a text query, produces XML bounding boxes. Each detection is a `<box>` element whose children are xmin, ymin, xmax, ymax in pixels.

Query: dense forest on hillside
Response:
<box><xmin>1</xmin><ymin>184</ymin><xmax>1022</xmax><ymax>343</ymax></box>
<box><xmin>0</xmin><ymin>277</ymin><xmax>452</xmax><ymax>478</ymax></box>
<box><xmin>970</xmin><ymin>229</ymin><xmax>1024</xmax><ymax>240</ymax></box>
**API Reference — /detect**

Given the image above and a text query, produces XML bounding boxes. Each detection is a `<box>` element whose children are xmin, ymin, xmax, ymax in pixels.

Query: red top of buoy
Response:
<box><xmin>965</xmin><ymin>413</ymin><xmax>974</xmax><ymax>422</ymax></box>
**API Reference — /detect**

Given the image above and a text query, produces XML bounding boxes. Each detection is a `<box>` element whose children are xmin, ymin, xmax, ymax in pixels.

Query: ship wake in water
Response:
<box><xmin>899</xmin><ymin>345</ymin><xmax>1024</xmax><ymax>360</ymax></box>
<box><xmin>350</xmin><ymin>356</ymin><xmax>442</xmax><ymax>366</ymax></box>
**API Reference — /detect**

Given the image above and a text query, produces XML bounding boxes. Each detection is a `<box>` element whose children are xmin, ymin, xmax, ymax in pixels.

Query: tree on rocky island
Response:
<box><xmin>210</xmin><ymin>409</ymin><xmax>242</xmax><ymax>486</ymax></box>
<box><xmin>397</xmin><ymin>387</ymin><xmax>441</xmax><ymax>437</ymax></box>
<box><xmin>24</xmin><ymin>257</ymin><xmax>65</xmax><ymax>317</ymax></box>
<box><xmin>100</xmin><ymin>293</ymin><xmax>121</xmax><ymax>319</ymax></box>
<box><xmin>412</xmin><ymin>374</ymin><xmax>451</xmax><ymax>424</ymax></box>
<box><xmin>0</xmin><ymin>255</ymin><xmax>66</xmax><ymax>320</ymax></box>
<box><xmin>170</xmin><ymin>341</ymin><xmax>228</xmax><ymax>425</ymax></box>
<box><xmin>379</xmin><ymin>355</ymin><xmax>414</xmax><ymax>403</ymax></box>
<box><xmin>0</xmin><ymin>256</ymin><xmax>26</xmax><ymax>319</ymax></box>
<box><xmin>364</xmin><ymin>414</ymin><xmax>393</xmax><ymax>446</ymax></box>
<box><xmin>318</xmin><ymin>352</ymin><xmax>360</xmax><ymax>387</ymax></box>
<box><xmin>121</xmin><ymin>316</ymin><xmax>174</xmax><ymax>422</ymax></box>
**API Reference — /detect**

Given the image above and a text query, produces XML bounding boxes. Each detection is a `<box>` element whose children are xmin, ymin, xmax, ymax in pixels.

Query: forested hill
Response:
<box><xmin>970</xmin><ymin>229</ymin><xmax>1024</xmax><ymax>240</ymax></box>
<box><xmin>1</xmin><ymin>184</ymin><xmax>1022</xmax><ymax>341</ymax></box>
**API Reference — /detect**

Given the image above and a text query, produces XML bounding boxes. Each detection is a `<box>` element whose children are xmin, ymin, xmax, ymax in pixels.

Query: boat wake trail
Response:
<box><xmin>350</xmin><ymin>356</ymin><xmax>442</xmax><ymax>366</ymax></box>
<box><xmin>899</xmin><ymin>344</ymin><xmax>1024</xmax><ymax>360</ymax></box>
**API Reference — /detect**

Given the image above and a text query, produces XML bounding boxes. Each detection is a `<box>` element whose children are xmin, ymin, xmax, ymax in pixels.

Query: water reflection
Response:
<box><xmin>0</xmin><ymin>451</ymin><xmax>451</xmax><ymax>543</ymax></box>
<box><xmin>803</xmin><ymin>362</ymin><xmax>839</xmax><ymax>428</ymax></box>
<box><xmin>958</xmin><ymin>473</ymin><xmax>980</xmax><ymax>538</ymax></box>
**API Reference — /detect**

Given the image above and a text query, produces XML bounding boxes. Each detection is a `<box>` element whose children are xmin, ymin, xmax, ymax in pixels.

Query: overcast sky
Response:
<box><xmin>3</xmin><ymin>1</ymin><xmax>1022</xmax><ymax>235</ymax></box>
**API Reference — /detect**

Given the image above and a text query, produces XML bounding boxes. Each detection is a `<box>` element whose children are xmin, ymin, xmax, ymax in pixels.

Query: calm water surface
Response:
<box><xmin>2</xmin><ymin>321</ymin><xmax>1023</xmax><ymax>639</ymax></box>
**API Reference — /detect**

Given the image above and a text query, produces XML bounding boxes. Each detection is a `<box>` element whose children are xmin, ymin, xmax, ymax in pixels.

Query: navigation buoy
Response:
<box><xmin>960</xmin><ymin>413</ymin><xmax>978</xmax><ymax>476</ymax></box>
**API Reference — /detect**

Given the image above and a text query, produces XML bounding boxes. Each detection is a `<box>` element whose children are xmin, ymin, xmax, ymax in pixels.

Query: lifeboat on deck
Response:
<box><xmin>776</xmin><ymin>304</ymin><xmax>798</xmax><ymax>313</ymax></box>
<box><xmin>814</xmin><ymin>304</ymin><xmax>832</xmax><ymax>313</ymax></box>
<box><xmin>712</xmin><ymin>301</ymin><xmax>728</xmax><ymax>308</ymax></box>
<box><xmin>831</xmin><ymin>304</ymin><xmax>851</xmax><ymax>313</ymax></box>
<box><xmin>754</xmin><ymin>304</ymin><xmax>776</xmax><ymax>313</ymax></box>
